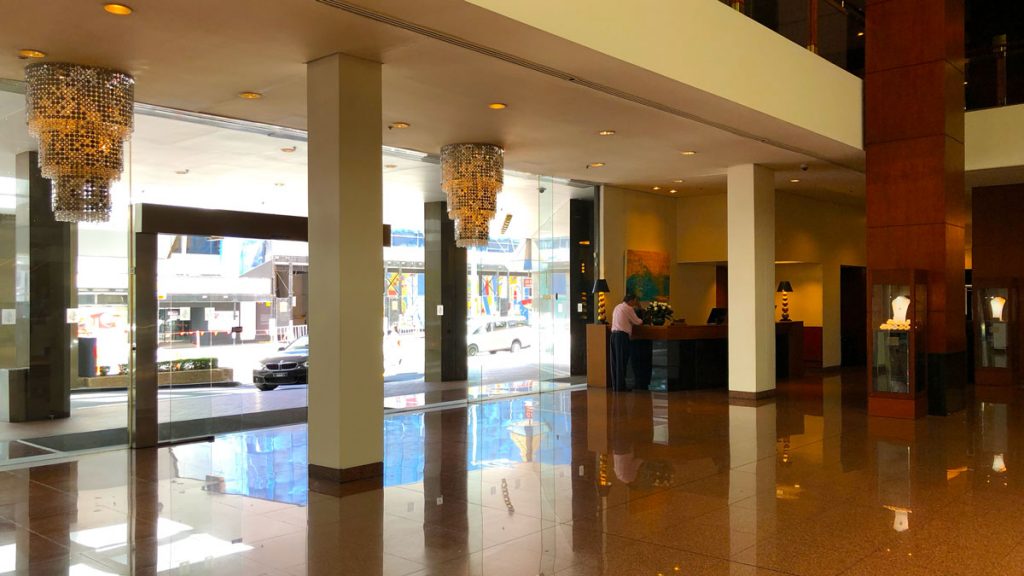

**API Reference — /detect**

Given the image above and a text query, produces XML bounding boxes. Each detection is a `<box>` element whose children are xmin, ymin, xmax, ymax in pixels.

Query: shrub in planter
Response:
<box><xmin>156</xmin><ymin>358</ymin><xmax>219</xmax><ymax>372</ymax></box>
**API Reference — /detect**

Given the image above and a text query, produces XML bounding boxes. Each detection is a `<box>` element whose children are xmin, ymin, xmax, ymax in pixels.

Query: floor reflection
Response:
<box><xmin>5</xmin><ymin>370</ymin><xmax>1024</xmax><ymax>574</ymax></box>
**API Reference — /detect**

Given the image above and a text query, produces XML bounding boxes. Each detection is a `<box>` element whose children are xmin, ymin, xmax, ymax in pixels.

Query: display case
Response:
<box><xmin>868</xmin><ymin>269</ymin><xmax>928</xmax><ymax>419</ymax></box>
<box><xmin>974</xmin><ymin>279</ymin><xmax>1018</xmax><ymax>386</ymax></box>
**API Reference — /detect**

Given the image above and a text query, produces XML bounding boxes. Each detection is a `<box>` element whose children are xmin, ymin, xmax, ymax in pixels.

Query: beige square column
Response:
<box><xmin>307</xmin><ymin>53</ymin><xmax>384</xmax><ymax>483</ymax></box>
<box><xmin>727</xmin><ymin>164</ymin><xmax>775</xmax><ymax>399</ymax></box>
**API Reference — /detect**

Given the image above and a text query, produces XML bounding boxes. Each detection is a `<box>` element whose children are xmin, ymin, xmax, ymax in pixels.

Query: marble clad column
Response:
<box><xmin>2</xmin><ymin>151</ymin><xmax>75</xmax><ymax>422</ymax></box>
<box><xmin>424</xmin><ymin>201</ymin><xmax>467</xmax><ymax>382</ymax></box>
<box><xmin>727</xmin><ymin>164</ymin><xmax>776</xmax><ymax>399</ymax></box>
<box><xmin>306</xmin><ymin>53</ymin><xmax>384</xmax><ymax>483</ymax></box>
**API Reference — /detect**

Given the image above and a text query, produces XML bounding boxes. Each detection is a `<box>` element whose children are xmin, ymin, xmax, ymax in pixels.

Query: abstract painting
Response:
<box><xmin>625</xmin><ymin>249</ymin><xmax>670</xmax><ymax>301</ymax></box>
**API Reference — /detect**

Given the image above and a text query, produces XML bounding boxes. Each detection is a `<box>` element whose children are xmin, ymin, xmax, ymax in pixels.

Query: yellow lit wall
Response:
<box><xmin>601</xmin><ymin>185</ymin><xmax>681</xmax><ymax>313</ymax></box>
<box><xmin>774</xmin><ymin>264</ymin><xmax>823</xmax><ymax>325</ymax></box>
<box><xmin>677</xmin><ymin>263</ymin><xmax>717</xmax><ymax>325</ymax></box>
<box><xmin>675</xmin><ymin>190</ymin><xmax>865</xmax><ymax>367</ymax></box>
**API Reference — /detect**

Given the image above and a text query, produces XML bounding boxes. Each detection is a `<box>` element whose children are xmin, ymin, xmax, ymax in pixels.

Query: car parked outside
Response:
<box><xmin>467</xmin><ymin>317</ymin><xmax>532</xmax><ymax>356</ymax></box>
<box><xmin>253</xmin><ymin>336</ymin><xmax>308</xmax><ymax>391</ymax></box>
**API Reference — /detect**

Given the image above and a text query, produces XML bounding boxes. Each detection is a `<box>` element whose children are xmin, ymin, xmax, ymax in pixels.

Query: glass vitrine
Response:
<box><xmin>868</xmin><ymin>270</ymin><xmax>927</xmax><ymax>417</ymax></box>
<box><xmin>975</xmin><ymin>279</ymin><xmax>1017</xmax><ymax>386</ymax></box>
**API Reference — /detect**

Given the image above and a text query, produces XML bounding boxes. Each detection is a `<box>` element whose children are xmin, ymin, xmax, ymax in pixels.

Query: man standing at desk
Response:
<box><xmin>610</xmin><ymin>294</ymin><xmax>644</xmax><ymax>391</ymax></box>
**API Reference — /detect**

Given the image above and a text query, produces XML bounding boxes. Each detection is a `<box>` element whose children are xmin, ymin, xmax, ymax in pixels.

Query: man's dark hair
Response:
<box><xmin>623</xmin><ymin>294</ymin><xmax>637</xmax><ymax>303</ymax></box>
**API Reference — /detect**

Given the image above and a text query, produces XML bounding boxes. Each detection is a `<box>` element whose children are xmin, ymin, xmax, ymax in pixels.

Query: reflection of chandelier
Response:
<box><xmin>506</xmin><ymin>420</ymin><xmax>547</xmax><ymax>463</ymax></box>
<box><xmin>25</xmin><ymin>62</ymin><xmax>135</xmax><ymax>223</ymax></box>
<box><xmin>440</xmin><ymin>143</ymin><xmax>503</xmax><ymax>248</ymax></box>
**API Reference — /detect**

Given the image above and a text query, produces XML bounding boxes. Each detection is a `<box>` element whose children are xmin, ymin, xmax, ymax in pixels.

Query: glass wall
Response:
<box><xmin>0</xmin><ymin>86</ymin><xmax>133</xmax><ymax>464</ymax></box>
<box><xmin>1</xmin><ymin>78</ymin><xmax>583</xmax><ymax>460</ymax></box>
<box><xmin>157</xmin><ymin>234</ymin><xmax>309</xmax><ymax>443</ymax></box>
<box><xmin>464</xmin><ymin>174</ymin><xmax>575</xmax><ymax>400</ymax></box>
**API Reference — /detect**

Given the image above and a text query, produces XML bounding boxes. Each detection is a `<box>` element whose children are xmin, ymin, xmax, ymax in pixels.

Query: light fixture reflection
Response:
<box><xmin>993</xmin><ymin>453</ymin><xmax>1007</xmax><ymax>473</ymax></box>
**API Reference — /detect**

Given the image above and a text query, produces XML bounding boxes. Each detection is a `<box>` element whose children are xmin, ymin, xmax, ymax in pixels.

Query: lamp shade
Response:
<box><xmin>592</xmin><ymin>278</ymin><xmax>610</xmax><ymax>293</ymax></box>
<box><xmin>777</xmin><ymin>281</ymin><xmax>793</xmax><ymax>293</ymax></box>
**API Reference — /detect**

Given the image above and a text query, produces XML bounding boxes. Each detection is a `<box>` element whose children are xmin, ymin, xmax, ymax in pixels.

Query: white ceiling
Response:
<box><xmin>0</xmin><ymin>89</ymin><xmax>576</xmax><ymax>238</ymax></box>
<box><xmin>0</xmin><ymin>0</ymin><xmax>868</xmax><ymax>205</ymax></box>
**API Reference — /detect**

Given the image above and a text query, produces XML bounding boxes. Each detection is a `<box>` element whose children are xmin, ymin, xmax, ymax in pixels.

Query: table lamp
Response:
<box><xmin>592</xmin><ymin>278</ymin><xmax>611</xmax><ymax>323</ymax></box>
<box><xmin>777</xmin><ymin>281</ymin><xmax>793</xmax><ymax>322</ymax></box>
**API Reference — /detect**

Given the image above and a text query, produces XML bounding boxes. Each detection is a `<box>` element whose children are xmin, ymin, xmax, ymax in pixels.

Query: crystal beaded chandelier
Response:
<box><xmin>440</xmin><ymin>143</ymin><xmax>504</xmax><ymax>248</ymax></box>
<box><xmin>25</xmin><ymin>62</ymin><xmax>135</xmax><ymax>223</ymax></box>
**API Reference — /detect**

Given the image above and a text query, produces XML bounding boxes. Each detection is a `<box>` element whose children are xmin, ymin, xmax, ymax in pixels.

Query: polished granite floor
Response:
<box><xmin>1</xmin><ymin>370</ymin><xmax>1022</xmax><ymax>575</ymax></box>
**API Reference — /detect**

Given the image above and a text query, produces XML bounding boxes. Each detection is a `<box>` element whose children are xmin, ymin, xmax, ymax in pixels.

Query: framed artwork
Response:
<box><xmin>625</xmin><ymin>249</ymin><xmax>670</xmax><ymax>301</ymax></box>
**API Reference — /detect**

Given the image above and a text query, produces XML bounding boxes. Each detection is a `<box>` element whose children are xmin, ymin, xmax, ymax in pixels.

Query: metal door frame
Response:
<box><xmin>130</xmin><ymin>204</ymin><xmax>307</xmax><ymax>447</ymax></box>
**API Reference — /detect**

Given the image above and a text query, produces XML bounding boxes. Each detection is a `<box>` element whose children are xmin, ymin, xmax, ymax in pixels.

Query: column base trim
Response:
<box><xmin>309</xmin><ymin>462</ymin><xmax>383</xmax><ymax>484</ymax></box>
<box><xmin>728</xmin><ymin>389</ymin><xmax>776</xmax><ymax>407</ymax></box>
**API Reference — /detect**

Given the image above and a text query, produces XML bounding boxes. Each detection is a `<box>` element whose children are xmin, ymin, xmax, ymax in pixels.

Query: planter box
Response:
<box><xmin>76</xmin><ymin>368</ymin><xmax>235</xmax><ymax>390</ymax></box>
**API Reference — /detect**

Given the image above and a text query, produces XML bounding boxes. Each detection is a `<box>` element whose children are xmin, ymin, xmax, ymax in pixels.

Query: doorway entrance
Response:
<box><xmin>131</xmin><ymin>205</ymin><xmax>308</xmax><ymax>447</ymax></box>
<box><xmin>840</xmin><ymin>265</ymin><xmax>868</xmax><ymax>367</ymax></box>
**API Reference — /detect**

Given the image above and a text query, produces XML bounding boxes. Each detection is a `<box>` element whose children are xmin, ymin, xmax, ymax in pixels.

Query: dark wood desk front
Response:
<box><xmin>586</xmin><ymin>322</ymin><xmax>804</xmax><ymax>389</ymax></box>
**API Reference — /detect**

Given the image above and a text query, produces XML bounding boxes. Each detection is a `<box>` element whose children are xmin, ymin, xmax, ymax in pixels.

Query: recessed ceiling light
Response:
<box><xmin>280</xmin><ymin>146</ymin><xmax>297</xmax><ymax>153</ymax></box>
<box><xmin>598</xmin><ymin>130</ymin><xmax>616</xmax><ymax>136</ymax></box>
<box><xmin>384</xmin><ymin>164</ymin><xmax>398</xmax><ymax>169</ymax></box>
<box><xmin>680</xmin><ymin>150</ymin><xmax>697</xmax><ymax>156</ymax></box>
<box><xmin>670</xmin><ymin>189</ymin><xmax>677</xmax><ymax>194</ymax></box>
<box><xmin>389</xmin><ymin>121</ymin><xmax>411</xmax><ymax>130</ymax></box>
<box><xmin>587</xmin><ymin>162</ymin><xmax>605</xmax><ymax>168</ymax></box>
<box><xmin>17</xmin><ymin>49</ymin><xmax>46</xmax><ymax>59</ymax></box>
<box><xmin>488</xmin><ymin>102</ymin><xmax>507</xmax><ymax>110</ymax></box>
<box><xmin>238</xmin><ymin>91</ymin><xmax>262</xmax><ymax>100</ymax></box>
<box><xmin>103</xmin><ymin>3</ymin><xmax>133</xmax><ymax>15</ymax></box>
<box><xmin>790</xmin><ymin>178</ymin><xmax>800</xmax><ymax>183</ymax></box>
<box><xmin>652</xmin><ymin>186</ymin><xmax>661</xmax><ymax>191</ymax></box>
<box><xmin>673</xmin><ymin>179</ymin><xmax>684</xmax><ymax>183</ymax></box>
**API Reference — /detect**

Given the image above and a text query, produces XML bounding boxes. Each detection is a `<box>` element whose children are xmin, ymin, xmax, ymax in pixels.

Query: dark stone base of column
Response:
<box><xmin>309</xmin><ymin>462</ymin><xmax>383</xmax><ymax>496</ymax></box>
<box><xmin>728</xmin><ymin>389</ymin><xmax>776</xmax><ymax>407</ymax></box>
<box><xmin>927</xmin><ymin>351</ymin><xmax>966</xmax><ymax>416</ymax></box>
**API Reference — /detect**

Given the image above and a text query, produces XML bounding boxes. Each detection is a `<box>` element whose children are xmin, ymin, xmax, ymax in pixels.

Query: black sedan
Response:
<box><xmin>253</xmin><ymin>336</ymin><xmax>308</xmax><ymax>391</ymax></box>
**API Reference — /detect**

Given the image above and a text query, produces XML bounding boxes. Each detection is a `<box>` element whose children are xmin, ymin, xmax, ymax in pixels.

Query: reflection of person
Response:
<box><xmin>610</xmin><ymin>294</ymin><xmax>643</xmax><ymax>391</ymax></box>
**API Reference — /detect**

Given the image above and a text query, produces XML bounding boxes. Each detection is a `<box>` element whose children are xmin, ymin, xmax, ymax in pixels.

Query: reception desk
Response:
<box><xmin>586</xmin><ymin>321</ymin><xmax>804</xmax><ymax>390</ymax></box>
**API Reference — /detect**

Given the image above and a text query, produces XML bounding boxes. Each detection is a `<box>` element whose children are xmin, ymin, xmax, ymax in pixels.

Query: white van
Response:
<box><xmin>467</xmin><ymin>317</ymin><xmax>532</xmax><ymax>356</ymax></box>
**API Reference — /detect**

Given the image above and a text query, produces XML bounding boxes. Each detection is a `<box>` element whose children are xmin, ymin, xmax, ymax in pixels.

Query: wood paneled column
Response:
<box><xmin>865</xmin><ymin>0</ymin><xmax>966</xmax><ymax>416</ymax></box>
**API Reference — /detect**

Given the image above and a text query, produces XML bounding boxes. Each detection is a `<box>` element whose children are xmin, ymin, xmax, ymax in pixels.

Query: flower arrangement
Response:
<box><xmin>643</xmin><ymin>301</ymin><xmax>674</xmax><ymax>326</ymax></box>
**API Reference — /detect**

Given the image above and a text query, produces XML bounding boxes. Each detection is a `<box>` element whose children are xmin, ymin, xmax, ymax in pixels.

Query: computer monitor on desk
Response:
<box><xmin>706</xmin><ymin>307</ymin><xmax>727</xmax><ymax>325</ymax></box>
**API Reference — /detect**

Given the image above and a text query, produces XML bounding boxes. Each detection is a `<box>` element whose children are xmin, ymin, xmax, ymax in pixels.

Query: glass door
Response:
<box><xmin>155</xmin><ymin>233</ymin><xmax>308</xmax><ymax>444</ymax></box>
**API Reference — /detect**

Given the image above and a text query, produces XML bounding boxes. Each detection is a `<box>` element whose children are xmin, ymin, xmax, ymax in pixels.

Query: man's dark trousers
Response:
<box><xmin>610</xmin><ymin>330</ymin><xmax>631</xmax><ymax>391</ymax></box>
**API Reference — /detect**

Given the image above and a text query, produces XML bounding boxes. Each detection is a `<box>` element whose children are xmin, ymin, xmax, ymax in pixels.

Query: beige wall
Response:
<box><xmin>776</xmin><ymin>193</ymin><xmax>865</xmax><ymax>366</ymax></box>
<box><xmin>674</xmin><ymin>190</ymin><xmax>865</xmax><ymax>367</ymax></box>
<box><xmin>601</xmin><ymin>185</ymin><xmax>681</xmax><ymax>313</ymax></box>
<box><xmin>775</xmin><ymin>263</ymin><xmax>823</xmax><ymax>325</ymax></box>
<box><xmin>677</xmin><ymin>263</ymin><xmax>717</xmax><ymax>325</ymax></box>
<box><xmin>966</xmin><ymin>104</ymin><xmax>1024</xmax><ymax>171</ymax></box>
<box><xmin>468</xmin><ymin>0</ymin><xmax>862</xmax><ymax>150</ymax></box>
<box><xmin>677</xmin><ymin>193</ymin><xmax>727</xmax><ymax>263</ymax></box>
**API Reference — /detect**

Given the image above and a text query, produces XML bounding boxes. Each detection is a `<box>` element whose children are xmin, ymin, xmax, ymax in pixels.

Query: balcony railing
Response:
<box><xmin>966</xmin><ymin>36</ymin><xmax>1024</xmax><ymax>111</ymax></box>
<box><xmin>723</xmin><ymin>1</ymin><xmax>1024</xmax><ymax>112</ymax></box>
<box><xmin>720</xmin><ymin>0</ymin><xmax>866</xmax><ymax>76</ymax></box>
